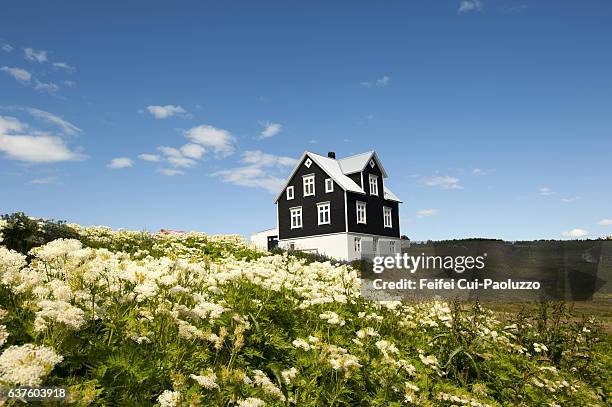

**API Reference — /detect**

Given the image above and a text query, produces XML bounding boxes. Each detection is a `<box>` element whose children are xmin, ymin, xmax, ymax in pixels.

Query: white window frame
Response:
<box><xmin>356</xmin><ymin>201</ymin><xmax>367</xmax><ymax>224</ymax></box>
<box><xmin>303</xmin><ymin>174</ymin><xmax>315</xmax><ymax>197</ymax></box>
<box><xmin>317</xmin><ymin>201</ymin><xmax>331</xmax><ymax>225</ymax></box>
<box><xmin>304</xmin><ymin>158</ymin><xmax>312</xmax><ymax>168</ymax></box>
<box><xmin>290</xmin><ymin>207</ymin><xmax>302</xmax><ymax>229</ymax></box>
<box><xmin>383</xmin><ymin>206</ymin><xmax>392</xmax><ymax>228</ymax></box>
<box><xmin>325</xmin><ymin>178</ymin><xmax>334</xmax><ymax>193</ymax></box>
<box><xmin>369</xmin><ymin>174</ymin><xmax>379</xmax><ymax>196</ymax></box>
<box><xmin>369</xmin><ymin>159</ymin><xmax>375</xmax><ymax>168</ymax></box>
<box><xmin>354</xmin><ymin>237</ymin><xmax>361</xmax><ymax>253</ymax></box>
<box><xmin>286</xmin><ymin>186</ymin><xmax>294</xmax><ymax>200</ymax></box>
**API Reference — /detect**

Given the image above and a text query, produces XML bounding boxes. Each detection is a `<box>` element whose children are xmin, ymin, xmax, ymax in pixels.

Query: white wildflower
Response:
<box><xmin>0</xmin><ymin>325</ymin><xmax>8</xmax><ymax>347</ymax></box>
<box><xmin>253</xmin><ymin>369</ymin><xmax>285</xmax><ymax>401</ymax></box>
<box><xmin>34</xmin><ymin>300</ymin><xmax>86</xmax><ymax>332</ymax></box>
<box><xmin>237</xmin><ymin>398</ymin><xmax>266</xmax><ymax>407</ymax></box>
<box><xmin>190</xmin><ymin>370</ymin><xmax>219</xmax><ymax>390</ymax></box>
<box><xmin>157</xmin><ymin>390</ymin><xmax>180</xmax><ymax>407</ymax></box>
<box><xmin>281</xmin><ymin>367</ymin><xmax>298</xmax><ymax>385</ymax></box>
<box><xmin>0</xmin><ymin>344</ymin><xmax>63</xmax><ymax>386</ymax></box>
<box><xmin>292</xmin><ymin>338</ymin><xmax>311</xmax><ymax>351</ymax></box>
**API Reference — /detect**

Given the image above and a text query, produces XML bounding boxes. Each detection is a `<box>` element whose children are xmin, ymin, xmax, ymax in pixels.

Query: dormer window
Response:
<box><xmin>303</xmin><ymin>174</ymin><xmax>315</xmax><ymax>196</ymax></box>
<box><xmin>325</xmin><ymin>178</ymin><xmax>334</xmax><ymax>193</ymax></box>
<box><xmin>286</xmin><ymin>186</ymin><xmax>294</xmax><ymax>200</ymax></box>
<box><xmin>369</xmin><ymin>174</ymin><xmax>379</xmax><ymax>196</ymax></box>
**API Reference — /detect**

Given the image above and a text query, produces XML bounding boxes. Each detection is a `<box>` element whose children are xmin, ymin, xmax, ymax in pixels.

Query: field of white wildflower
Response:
<box><xmin>0</xmin><ymin>217</ymin><xmax>609</xmax><ymax>406</ymax></box>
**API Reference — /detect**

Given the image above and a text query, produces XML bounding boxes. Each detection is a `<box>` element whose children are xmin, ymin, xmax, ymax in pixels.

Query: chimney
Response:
<box><xmin>327</xmin><ymin>151</ymin><xmax>336</xmax><ymax>159</ymax></box>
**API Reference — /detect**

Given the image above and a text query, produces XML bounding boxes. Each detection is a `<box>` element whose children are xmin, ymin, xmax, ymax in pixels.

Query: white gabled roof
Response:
<box><xmin>274</xmin><ymin>150</ymin><xmax>400</xmax><ymax>202</ymax></box>
<box><xmin>308</xmin><ymin>152</ymin><xmax>365</xmax><ymax>194</ymax></box>
<box><xmin>337</xmin><ymin>150</ymin><xmax>388</xmax><ymax>177</ymax></box>
<box><xmin>383</xmin><ymin>186</ymin><xmax>402</xmax><ymax>202</ymax></box>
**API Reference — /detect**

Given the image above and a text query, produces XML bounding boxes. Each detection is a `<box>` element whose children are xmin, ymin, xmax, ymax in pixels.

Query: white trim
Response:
<box><xmin>303</xmin><ymin>174</ymin><xmax>315</xmax><ymax>197</ymax></box>
<box><xmin>278</xmin><ymin>231</ymin><xmax>401</xmax><ymax>241</ymax></box>
<box><xmin>369</xmin><ymin>174</ymin><xmax>379</xmax><ymax>196</ymax></box>
<box><xmin>304</xmin><ymin>158</ymin><xmax>312</xmax><ymax>168</ymax></box>
<box><xmin>356</xmin><ymin>201</ymin><xmax>367</xmax><ymax>224</ymax></box>
<box><xmin>290</xmin><ymin>206</ymin><xmax>302</xmax><ymax>229</ymax></box>
<box><xmin>286</xmin><ymin>186</ymin><xmax>294</xmax><ymax>200</ymax></box>
<box><xmin>317</xmin><ymin>201</ymin><xmax>331</xmax><ymax>225</ymax></box>
<box><xmin>325</xmin><ymin>178</ymin><xmax>334</xmax><ymax>193</ymax></box>
<box><xmin>383</xmin><ymin>206</ymin><xmax>392</xmax><ymax>228</ymax></box>
<box><xmin>343</xmin><ymin>190</ymin><xmax>348</xmax><ymax>232</ymax></box>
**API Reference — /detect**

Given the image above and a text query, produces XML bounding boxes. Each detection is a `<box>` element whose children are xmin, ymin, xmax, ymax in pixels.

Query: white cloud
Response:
<box><xmin>0</xmin><ymin>133</ymin><xmax>86</xmax><ymax>163</ymax></box>
<box><xmin>157</xmin><ymin>146</ymin><xmax>197</xmax><ymax>168</ymax></box>
<box><xmin>561</xmin><ymin>228</ymin><xmax>588</xmax><ymax>238</ymax></box>
<box><xmin>23</xmin><ymin>47</ymin><xmax>48</xmax><ymax>63</ymax></box>
<box><xmin>146</xmin><ymin>105</ymin><xmax>187</xmax><ymax>119</ymax></box>
<box><xmin>538</xmin><ymin>187</ymin><xmax>554</xmax><ymax>196</ymax></box>
<box><xmin>138</xmin><ymin>153</ymin><xmax>161</xmax><ymax>162</ymax></box>
<box><xmin>213</xmin><ymin>150</ymin><xmax>297</xmax><ymax>193</ymax></box>
<box><xmin>64</xmin><ymin>80</ymin><xmax>76</xmax><ymax>87</ymax></box>
<box><xmin>458</xmin><ymin>0</ymin><xmax>483</xmax><ymax>13</ymax></box>
<box><xmin>416</xmin><ymin>208</ymin><xmax>439</xmax><ymax>218</ymax></box>
<box><xmin>214</xmin><ymin>165</ymin><xmax>285</xmax><ymax>193</ymax></box>
<box><xmin>598</xmin><ymin>219</ymin><xmax>612</xmax><ymax>226</ymax></box>
<box><xmin>180</xmin><ymin>143</ymin><xmax>206</xmax><ymax>159</ymax></box>
<box><xmin>560</xmin><ymin>196</ymin><xmax>582</xmax><ymax>203</ymax></box>
<box><xmin>25</xmin><ymin>108</ymin><xmax>81</xmax><ymax>135</ymax></box>
<box><xmin>0</xmin><ymin>114</ymin><xmax>85</xmax><ymax>163</ymax></box>
<box><xmin>157</xmin><ymin>168</ymin><xmax>185</xmax><ymax>177</ymax></box>
<box><xmin>422</xmin><ymin>175</ymin><xmax>462</xmax><ymax>190</ymax></box>
<box><xmin>1</xmin><ymin>66</ymin><xmax>32</xmax><ymax>83</ymax></box>
<box><xmin>29</xmin><ymin>177</ymin><xmax>55</xmax><ymax>185</ymax></box>
<box><xmin>472</xmin><ymin>168</ymin><xmax>494</xmax><ymax>176</ymax></box>
<box><xmin>0</xmin><ymin>116</ymin><xmax>26</xmax><ymax>134</ymax></box>
<box><xmin>242</xmin><ymin>150</ymin><xmax>297</xmax><ymax>167</ymax></box>
<box><xmin>258</xmin><ymin>121</ymin><xmax>283</xmax><ymax>139</ymax></box>
<box><xmin>107</xmin><ymin>157</ymin><xmax>133</xmax><ymax>169</ymax></box>
<box><xmin>34</xmin><ymin>80</ymin><xmax>60</xmax><ymax>93</ymax></box>
<box><xmin>185</xmin><ymin>124</ymin><xmax>235</xmax><ymax>157</ymax></box>
<box><xmin>361</xmin><ymin>76</ymin><xmax>391</xmax><ymax>88</ymax></box>
<box><xmin>52</xmin><ymin>62</ymin><xmax>75</xmax><ymax>72</ymax></box>
<box><xmin>1</xmin><ymin>43</ymin><xmax>13</xmax><ymax>53</ymax></box>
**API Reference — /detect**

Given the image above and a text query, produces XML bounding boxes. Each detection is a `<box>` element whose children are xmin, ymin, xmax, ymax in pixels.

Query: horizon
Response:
<box><xmin>1</xmin><ymin>0</ymin><xmax>611</xmax><ymax>241</ymax></box>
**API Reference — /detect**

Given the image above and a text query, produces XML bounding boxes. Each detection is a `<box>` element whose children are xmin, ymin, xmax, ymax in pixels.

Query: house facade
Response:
<box><xmin>270</xmin><ymin>150</ymin><xmax>402</xmax><ymax>261</ymax></box>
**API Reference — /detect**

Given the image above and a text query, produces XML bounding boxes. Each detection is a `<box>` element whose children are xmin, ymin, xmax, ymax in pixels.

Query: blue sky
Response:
<box><xmin>1</xmin><ymin>0</ymin><xmax>611</xmax><ymax>241</ymax></box>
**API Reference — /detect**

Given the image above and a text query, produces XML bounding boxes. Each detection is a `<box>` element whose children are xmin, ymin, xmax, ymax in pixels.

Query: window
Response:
<box><xmin>286</xmin><ymin>186</ymin><xmax>294</xmax><ymax>200</ymax></box>
<box><xmin>290</xmin><ymin>207</ymin><xmax>302</xmax><ymax>229</ymax></box>
<box><xmin>369</xmin><ymin>159</ymin><xmax>375</xmax><ymax>168</ymax></box>
<box><xmin>369</xmin><ymin>174</ymin><xmax>378</xmax><ymax>196</ymax></box>
<box><xmin>325</xmin><ymin>178</ymin><xmax>334</xmax><ymax>193</ymax></box>
<box><xmin>356</xmin><ymin>201</ymin><xmax>367</xmax><ymax>224</ymax></box>
<box><xmin>303</xmin><ymin>174</ymin><xmax>315</xmax><ymax>196</ymax></box>
<box><xmin>389</xmin><ymin>241</ymin><xmax>395</xmax><ymax>253</ymax></box>
<box><xmin>354</xmin><ymin>237</ymin><xmax>361</xmax><ymax>253</ymax></box>
<box><xmin>373</xmin><ymin>237</ymin><xmax>379</xmax><ymax>253</ymax></box>
<box><xmin>289</xmin><ymin>243</ymin><xmax>295</xmax><ymax>251</ymax></box>
<box><xmin>383</xmin><ymin>207</ymin><xmax>392</xmax><ymax>228</ymax></box>
<box><xmin>317</xmin><ymin>202</ymin><xmax>331</xmax><ymax>225</ymax></box>
<box><xmin>304</xmin><ymin>158</ymin><xmax>312</xmax><ymax>168</ymax></box>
